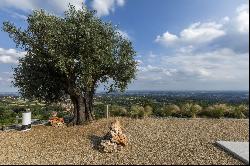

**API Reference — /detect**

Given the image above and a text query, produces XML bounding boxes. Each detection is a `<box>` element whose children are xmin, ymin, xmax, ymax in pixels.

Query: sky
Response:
<box><xmin>0</xmin><ymin>0</ymin><xmax>249</xmax><ymax>92</ymax></box>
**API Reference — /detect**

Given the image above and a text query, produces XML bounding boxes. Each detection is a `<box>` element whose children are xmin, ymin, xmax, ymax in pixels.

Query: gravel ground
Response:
<box><xmin>0</xmin><ymin>117</ymin><xmax>249</xmax><ymax>165</ymax></box>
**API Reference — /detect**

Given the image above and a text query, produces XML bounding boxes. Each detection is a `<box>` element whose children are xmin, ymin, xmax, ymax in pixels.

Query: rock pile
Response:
<box><xmin>100</xmin><ymin>119</ymin><xmax>128</xmax><ymax>153</ymax></box>
<box><xmin>48</xmin><ymin>111</ymin><xmax>65</xmax><ymax>128</ymax></box>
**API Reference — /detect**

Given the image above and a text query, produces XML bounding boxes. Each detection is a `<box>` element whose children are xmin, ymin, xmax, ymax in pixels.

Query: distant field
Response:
<box><xmin>0</xmin><ymin>117</ymin><xmax>248</xmax><ymax>165</ymax></box>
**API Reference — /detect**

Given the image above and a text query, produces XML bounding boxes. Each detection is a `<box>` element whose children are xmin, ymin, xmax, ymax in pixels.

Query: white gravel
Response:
<box><xmin>0</xmin><ymin>117</ymin><xmax>248</xmax><ymax>165</ymax></box>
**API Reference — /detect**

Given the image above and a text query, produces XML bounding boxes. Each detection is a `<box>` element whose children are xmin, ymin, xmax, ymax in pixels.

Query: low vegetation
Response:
<box><xmin>0</xmin><ymin>96</ymin><xmax>249</xmax><ymax>126</ymax></box>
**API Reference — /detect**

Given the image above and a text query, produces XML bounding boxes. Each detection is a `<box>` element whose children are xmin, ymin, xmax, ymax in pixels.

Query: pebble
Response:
<box><xmin>0</xmin><ymin>117</ymin><xmax>248</xmax><ymax>165</ymax></box>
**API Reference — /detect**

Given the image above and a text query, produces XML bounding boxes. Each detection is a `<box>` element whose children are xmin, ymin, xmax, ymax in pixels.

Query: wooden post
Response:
<box><xmin>106</xmin><ymin>104</ymin><xmax>109</xmax><ymax>119</ymax></box>
<box><xmin>15</xmin><ymin>115</ymin><xmax>19</xmax><ymax>126</ymax></box>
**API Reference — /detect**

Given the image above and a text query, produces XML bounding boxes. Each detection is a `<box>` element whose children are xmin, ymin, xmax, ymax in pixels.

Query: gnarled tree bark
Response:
<box><xmin>68</xmin><ymin>90</ymin><xmax>95</xmax><ymax>125</ymax></box>
<box><xmin>69</xmin><ymin>95</ymin><xmax>86</xmax><ymax>125</ymax></box>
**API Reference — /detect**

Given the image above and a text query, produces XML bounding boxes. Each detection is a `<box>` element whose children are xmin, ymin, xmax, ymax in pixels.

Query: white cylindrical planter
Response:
<box><xmin>21</xmin><ymin>112</ymin><xmax>31</xmax><ymax>131</ymax></box>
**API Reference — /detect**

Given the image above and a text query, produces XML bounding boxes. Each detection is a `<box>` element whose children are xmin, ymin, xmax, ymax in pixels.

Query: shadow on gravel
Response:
<box><xmin>89</xmin><ymin>135</ymin><xmax>103</xmax><ymax>152</ymax></box>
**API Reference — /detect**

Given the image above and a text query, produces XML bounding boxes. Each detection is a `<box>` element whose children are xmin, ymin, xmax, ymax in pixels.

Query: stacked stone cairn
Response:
<box><xmin>100</xmin><ymin>119</ymin><xmax>128</xmax><ymax>153</ymax></box>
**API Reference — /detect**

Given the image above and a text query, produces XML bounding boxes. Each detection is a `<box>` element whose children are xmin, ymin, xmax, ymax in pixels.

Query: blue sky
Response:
<box><xmin>0</xmin><ymin>0</ymin><xmax>249</xmax><ymax>92</ymax></box>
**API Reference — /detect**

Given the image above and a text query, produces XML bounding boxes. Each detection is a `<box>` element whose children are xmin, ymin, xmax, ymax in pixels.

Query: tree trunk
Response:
<box><xmin>68</xmin><ymin>91</ymin><xmax>95</xmax><ymax>125</ymax></box>
<box><xmin>84</xmin><ymin>90</ymin><xmax>95</xmax><ymax>121</ymax></box>
<box><xmin>68</xmin><ymin>95</ymin><xmax>85</xmax><ymax>125</ymax></box>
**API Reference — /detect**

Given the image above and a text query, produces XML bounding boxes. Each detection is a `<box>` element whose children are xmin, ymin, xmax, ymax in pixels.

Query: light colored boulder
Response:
<box><xmin>100</xmin><ymin>119</ymin><xmax>128</xmax><ymax>153</ymax></box>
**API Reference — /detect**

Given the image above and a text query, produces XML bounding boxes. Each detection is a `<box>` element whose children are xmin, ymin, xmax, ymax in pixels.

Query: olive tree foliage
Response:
<box><xmin>2</xmin><ymin>5</ymin><xmax>137</xmax><ymax>124</ymax></box>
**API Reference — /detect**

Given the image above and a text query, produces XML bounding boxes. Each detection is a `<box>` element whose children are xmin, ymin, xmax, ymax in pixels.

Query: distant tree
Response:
<box><xmin>2</xmin><ymin>5</ymin><xmax>137</xmax><ymax>125</ymax></box>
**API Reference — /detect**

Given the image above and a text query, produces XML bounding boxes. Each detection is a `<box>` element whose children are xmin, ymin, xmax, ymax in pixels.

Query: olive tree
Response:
<box><xmin>2</xmin><ymin>5</ymin><xmax>137</xmax><ymax>125</ymax></box>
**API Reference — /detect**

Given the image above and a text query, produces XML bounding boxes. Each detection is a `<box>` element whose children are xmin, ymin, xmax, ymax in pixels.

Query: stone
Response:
<box><xmin>100</xmin><ymin>119</ymin><xmax>128</xmax><ymax>153</ymax></box>
<box><xmin>49</xmin><ymin>117</ymin><xmax>65</xmax><ymax>127</ymax></box>
<box><xmin>215</xmin><ymin>141</ymin><xmax>249</xmax><ymax>164</ymax></box>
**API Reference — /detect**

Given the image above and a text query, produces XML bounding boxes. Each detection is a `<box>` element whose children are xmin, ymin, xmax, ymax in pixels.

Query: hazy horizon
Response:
<box><xmin>0</xmin><ymin>89</ymin><xmax>249</xmax><ymax>94</ymax></box>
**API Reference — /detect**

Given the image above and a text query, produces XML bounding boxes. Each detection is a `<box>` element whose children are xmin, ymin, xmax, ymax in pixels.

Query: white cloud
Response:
<box><xmin>137</xmin><ymin>65</ymin><xmax>173</xmax><ymax>81</ymax></box>
<box><xmin>91</xmin><ymin>0</ymin><xmax>125</xmax><ymax>16</ymax></box>
<box><xmin>155</xmin><ymin>3</ymin><xmax>249</xmax><ymax>49</ymax></box>
<box><xmin>161</xmin><ymin>48</ymin><xmax>249</xmax><ymax>81</ymax></box>
<box><xmin>181</xmin><ymin>22</ymin><xmax>225</xmax><ymax>43</ymax></box>
<box><xmin>116</xmin><ymin>0</ymin><xmax>125</xmax><ymax>6</ymax></box>
<box><xmin>0</xmin><ymin>0</ymin><xmax>36</xmax><ymax>12</ymax></box>
<box><xmin>222</xmin><ymin>16</ymin><xmax>230</xmax><ymax>23</ymax></box>
<box><xmin>150</xmin><ymin>2</ymin><xmax>249</xmax><ymax>90</ymax></box>
<box><xmin>235</xmin><ymin>4</ymin><xmax>249</xmax><ymax>33</ymax></box>
<box><xmin>0</xmin><ymin>48</ymin><xmax>26</xmax><ymax>64</ymax></box>
<box><xmin>134</xmin><ymin>48</ymin><xmax>249</xmax><ymax>90</ymax></box>
<box><xmin>155</xmin><ymin>31</ymin><xmax>178</xmax><ymax>46</ymax></box>
<box><xmin>0</xmin><ymin>0</ymin><xmax>126</xmax><ymax>18</ymax></box>
<box><xmin>155</xmin><ymin>22</ymin><xmax>225</xmax><ymax>47</ymax></box>
<box><xmin>0</xmin><ymin>0</ymin><xmax>84</xmax><ymax>14</ymax></box>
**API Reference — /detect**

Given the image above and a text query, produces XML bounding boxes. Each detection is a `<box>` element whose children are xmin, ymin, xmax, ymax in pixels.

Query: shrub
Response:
<box><xmin>241</xmin><ymin>105</ymin><xmax>249</xmax><ymax>118</ymax></box>
<box><xmin>160</xmin><ymin>104</ymin><xmax>181</xmax><ymax>117</ymax></box>
<box><xmin>181</xmin><ymin>103</ymin><xmax>193</xmax><ymax>117</ymax></box>
<box><xmin>129</xmin><ymin>105</ymin><xmax>144</xmax><ymax>118</ymax></box>
<box><xmin>205</xmin><ymin>104</ymin><xmax>227</xmax><ymax>118</ymax></box>
<box><xmin>231</xmin><ymin>105</ymin><xmax>248</xmax><ymax>119</ymax></box>
<box><xmin>143</xmin><ymin>105</ymin><xmax>153</xmax><ymax>117</ymax></box>
<box><xmin>110</xmin><ymin>105</ymin><xmax>128</xmax><ymax>117</ymax></box>
<box><xmin>12</xmin><ymin>107</ymin><xmax>26</xmax><ymax>114</ymax></box>
<box><xmin>181</xmin><ymin>103</ymin><xmax>202</xmax><ymax>118</ymax></box>
<box><xmin>191</xmin><ymin>104</ymin><xmax>202</xmax><ymax>118</ymax></box>
<box><xmin>0</xmin><ymin>107</ymin><xmax>16</xmax><ymax>125</ymax></box>
<box><xmin>93</xmin><ymin>104</ymin><xmax>106</xmax><ymax>119</ymax></box>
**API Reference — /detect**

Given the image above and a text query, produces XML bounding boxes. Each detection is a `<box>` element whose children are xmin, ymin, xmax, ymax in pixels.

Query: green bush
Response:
<box><xmin>230</xmin><ymin>105</ymin><xmax>248</xmax><ymax>119</ymax></box>
<box><xmin>191</xmin><ymin>104</ymin><xmax>202</xmax><ymax>118</ymax></box>
<box><xmin>30</xmin><ymin>104</ymin><xmax>67</xmax><ymax>120</ymax></box>
<box><xmin>0</xmin><ymin>107</ymin><xmax>16</xmax><ymax>125</ymax></box>
<box><xmin>180</xmin><ymin>103</ymin><xmax>202</xmax><ymax>118</ymax></box>
<box><xmin>129</xmin><ymin>105</ymin><xmax>144</xmax><ymax>118</ymax></box>
<box><xmin>110</xmin><ymin>105</ymin><xmax>128</xmax><ymax>117</ymax></box>
<box><xmin>159</xmin><ymin>104</ymin><xmax>180</xmax><ymax>117</ymax></box>
<box><xmin>205</xmin><ymin>104</ymin><xmax>227</xmax><ymax>118</ymax></box>
<box><xmin>143</xmin><ymin>105</ymin><xmax>153</xmax><ymax>117</ymax></box>
<box><xmin>181</xmin><ymin>103</ymin><xmax>193</xmax><ymax>117</ymax></box>
<box><xmin>93</xmin><ymin>104</ymin><xmax>106</xmax><ymax>119</ymax></box>
<box><xmin>0</xmin><ymin>118</ymin><xmax>16</xmax><ymax>125</ymax></box>
<box><xmin>243</xmin><ymin>105</ymin><xmax>249</xmax><ymax>118</ymax></box>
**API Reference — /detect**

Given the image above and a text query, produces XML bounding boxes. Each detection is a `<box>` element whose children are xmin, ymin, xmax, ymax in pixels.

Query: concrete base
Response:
<box><xmin>20</xmin><ymin>124</ymin><xmax>31</xmax><ymax>131</ymax></box>
<box><xmin>215</xmin><ymin>141</ymin><xmax>249</xmax><ymax>165</ymax></box>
